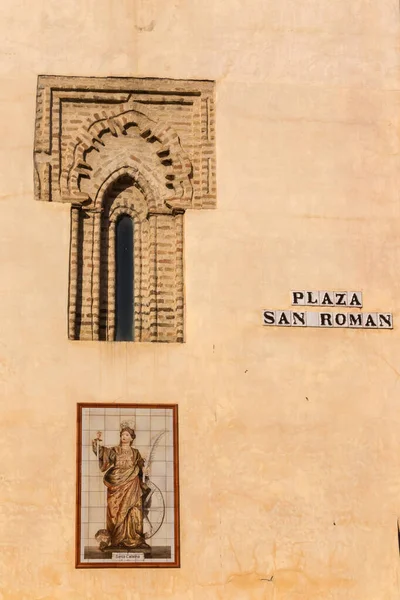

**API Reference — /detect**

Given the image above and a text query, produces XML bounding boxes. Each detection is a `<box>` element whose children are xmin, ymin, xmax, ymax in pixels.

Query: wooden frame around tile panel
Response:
<box><xmin>75</xmin><ymin>403</ymin><xmax>180</xmax><ymax>568</ymax></box>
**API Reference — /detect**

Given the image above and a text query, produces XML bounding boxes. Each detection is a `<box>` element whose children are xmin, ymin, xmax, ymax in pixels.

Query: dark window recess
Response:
<box><xmin>115</xmin><ymin>215</ymin><xmax>134</xmax><ymax>341</ymax></box>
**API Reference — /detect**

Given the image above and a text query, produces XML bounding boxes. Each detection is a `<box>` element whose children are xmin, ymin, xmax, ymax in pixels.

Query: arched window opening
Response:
<box><xmin>115</xmin><ymin>215</ymin><xmax>134</xmax><ymax>341</ymax></box>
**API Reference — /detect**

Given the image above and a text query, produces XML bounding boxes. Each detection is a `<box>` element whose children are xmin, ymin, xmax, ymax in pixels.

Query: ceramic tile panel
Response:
<box><xmin>76</xmin><ymin>404</ymin><xmax>179</xmax><ymax>568</ymax></box>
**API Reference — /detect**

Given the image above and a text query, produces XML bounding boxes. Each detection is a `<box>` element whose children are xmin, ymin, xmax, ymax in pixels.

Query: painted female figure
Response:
<box><xmin>92</xmin><ymin>425</ymin><xmax>150</xmax><ymax>550</ymax></box>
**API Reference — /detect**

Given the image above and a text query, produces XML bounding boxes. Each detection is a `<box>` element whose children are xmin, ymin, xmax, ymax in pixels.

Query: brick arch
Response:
<box><xmin>109</xmin><ymin>202</ymin><xmax>144</xmax><ymax>224</ymax></box>
<box><xmin>64</xmin><ymin>104</ymin><xmax>193</xmax><ymax>210</ymax></box>
<box><xmin>95</xmin><ymin>166</ymin><xmax>159</xmax><ymax>216</ymax></box>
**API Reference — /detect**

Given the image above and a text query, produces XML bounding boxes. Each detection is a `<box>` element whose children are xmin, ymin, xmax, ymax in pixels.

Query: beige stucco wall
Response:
<box><xmin>1</xmin><ymin>0</ymin><xmax>400</xmax><ymax>598</ymax></box>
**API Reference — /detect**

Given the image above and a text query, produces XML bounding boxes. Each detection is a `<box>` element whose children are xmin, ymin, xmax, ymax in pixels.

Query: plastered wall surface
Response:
<box><xmin>1</xmin><ymin>0</ymin><xmax>400</xmax><ymax>598</ymax></box>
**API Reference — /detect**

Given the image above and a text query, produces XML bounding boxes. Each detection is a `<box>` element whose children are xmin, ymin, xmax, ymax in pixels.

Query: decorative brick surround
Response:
<box><xmin>34</xmin><ymin>76</ymin><xmax>216</xmax><ymax>341</ymax></box>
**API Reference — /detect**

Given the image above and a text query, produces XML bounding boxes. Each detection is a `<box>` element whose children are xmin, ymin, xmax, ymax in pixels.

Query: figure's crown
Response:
<box><xmin>120</xmin><ymin>419</ymin><xmax>136</xmax><ymax>431</ymax></box>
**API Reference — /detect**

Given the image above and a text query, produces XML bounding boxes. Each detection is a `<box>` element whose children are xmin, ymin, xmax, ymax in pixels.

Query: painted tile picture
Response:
<box><xmin>76</xmin><ymin>404</ymin><xmax>180</xmax><ymax>568</ymax></box>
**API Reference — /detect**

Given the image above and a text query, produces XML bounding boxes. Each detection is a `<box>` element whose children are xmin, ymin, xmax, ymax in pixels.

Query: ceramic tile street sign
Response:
<box><xmin>263</xmin><ymin>310</ymin><xmax>392</xmax><ymax>328</ymax></box>
<box><xmin>263</xmin><ymin>291</ymin><xmax>392</xmax><ymax>329</ymax></box>
<box><xmin>291</xmin><ymin>291</ymin><xmax>362</xmax><ymax>307</ymax></box>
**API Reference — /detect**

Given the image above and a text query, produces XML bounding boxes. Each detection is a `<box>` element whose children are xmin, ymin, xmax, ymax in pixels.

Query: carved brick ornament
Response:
<box><xmin>34</xmin><ymin>76</ymin><xmax>216</xmax><ymax>341</ymax></box>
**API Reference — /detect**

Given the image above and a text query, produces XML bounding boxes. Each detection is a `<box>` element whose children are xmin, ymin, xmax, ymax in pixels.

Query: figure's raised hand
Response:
<box><xmin>95</xmin><ymin>431</ymin><xmax>102</xmax><ymax>441</ymax></box>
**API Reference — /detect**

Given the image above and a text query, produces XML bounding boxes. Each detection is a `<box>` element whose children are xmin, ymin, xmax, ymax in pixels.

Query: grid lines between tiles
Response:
<box><xmin>80</xmin><ymin>407</ymin><xmax>175</xmax><ymax>559</ymax></box>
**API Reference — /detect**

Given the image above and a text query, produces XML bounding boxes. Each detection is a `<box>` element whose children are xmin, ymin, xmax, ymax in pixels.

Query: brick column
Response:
<box><xmin>153</xmin><ymin>213</ymin><xmax>179</xmax><ymax>342</ymax></box>
<box><xmin>148</xmin><ymin>213</ymin><xmax>158</xmax><ymax>342</ymax></box>
<box><xmin>91</xmin><ymin>208</ymin><xmax>102</xmax><ymax>340</ymax></box>
<box><xmin>107</xmin><ymin>219</ymin><xmax>116</xmax><ymax>341</ymax></box>
<box><xmin>68</xmin><ymin>205</ymin><xmax>80</xmax><ymax>339</ymax></box>
<box><xmin>174</xmin><ymin>210</ymin><xmax>185</xmax><ymax>343</ymax></box>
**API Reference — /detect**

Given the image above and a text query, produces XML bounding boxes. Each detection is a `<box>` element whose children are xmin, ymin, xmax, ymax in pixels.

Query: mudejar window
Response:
<box><xmin>34</xmin><ymin>75</ymin><xmax>216</xmax><ymax>342</ymax></box>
